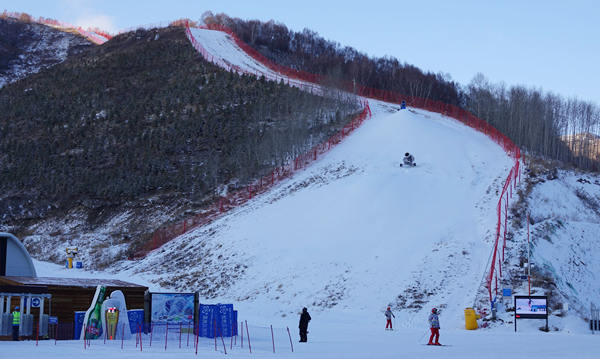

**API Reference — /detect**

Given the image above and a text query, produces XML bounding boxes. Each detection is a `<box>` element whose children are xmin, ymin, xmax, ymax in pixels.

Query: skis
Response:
<box><xmin>423</xmin><ymin>344</ymin><xmax>450</xmax><ymax>347</ymax></box>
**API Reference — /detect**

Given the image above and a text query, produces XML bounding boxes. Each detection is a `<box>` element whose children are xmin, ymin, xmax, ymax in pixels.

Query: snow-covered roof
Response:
<box><xmin>0</xmin><ymin>276</ymin><xmax>146</xmax><ymax>289</ymax></box>
<box><xmin>0</xmin><ymin>232</ymin><xmax>37</xmax><ymax>277</ymax></box>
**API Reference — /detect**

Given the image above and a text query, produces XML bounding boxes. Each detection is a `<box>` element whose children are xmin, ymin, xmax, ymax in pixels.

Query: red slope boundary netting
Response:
<box><xmin>185</xmin><ymin>24</ymin><xmax>323</xmax><ymax>95</ymax></box>
<box><xmin>486</xmin><ymin>155</ymin><xmax>521</xmax><ymax>302</ymax></box>
<box><xmin>135</xmin><ymin>104</ymin><xmax>371</xmax><ymax>258</ymax></box>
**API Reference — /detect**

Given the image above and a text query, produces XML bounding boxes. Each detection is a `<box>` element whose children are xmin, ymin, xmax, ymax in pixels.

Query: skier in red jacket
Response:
<box><xmin>428</xmin><ymin>308</ymin><xmax>441</xmax><ymax>345</ymax></box>
<box><xmin>385</xmin><ymin>307</ymin><xmax>395</xmax><ymax>330</ymax></box>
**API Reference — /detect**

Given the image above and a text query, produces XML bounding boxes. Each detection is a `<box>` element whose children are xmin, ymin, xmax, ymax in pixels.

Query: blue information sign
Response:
<box><xmin>127</xmin><ymin>309</ymin><xmax>145</xmax><ymax>334</ymax></box>
<box><xmin>31</xmin><ymin>297</ymin><xmax>41</xmax><ymax>307</ymax></box>
<box><xmin>197</xmin><ymin>304</ymin><xmax>236</xmax><ymax>338</ymax></box>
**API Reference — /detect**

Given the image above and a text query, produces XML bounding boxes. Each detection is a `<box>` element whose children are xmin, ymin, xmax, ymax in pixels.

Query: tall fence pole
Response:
<box><xmin>230</xmin><ymin>323</ymin><xmax>234</xmax><ymax>350</ymax></box>
<box><xmin>271</xmin><ymin>324</ymin><xmax>275</xmax><ymax>353</ymax></box>
<box><xmin>195</xmin><ymin>322</ymin><xmax>200</xmax><ymax>355</ymax></box>
<box><xmin>217</xmin><ymin>323</ymin><xmax>227</xmax><ymax>354</ymax></box>
<box><xmin>245</xmin><ymin>320</ymin><xmax>252</xmax><ymax>353</ymax></box>
<box><xmin>139</xmin><ymin>324</ymin><xmax>143</xmax><ymax>352</ymax></box>
<box><xmin>165</xmin><ymin>322</ymin><xmax>168</xmax><ymax>351</ymax></box>
<box><xmin>527</xmin><ymin>213</ymin><xmax>531</xmax><ymax>296</ymax></box>
<box><xmin>287</xmin><ymin>326</ymin><xmax>294</xmax><ymax>352</ymax></box>
<box><xmin>187</xmin><ymin>321</ymin><xmax>191</xmax><ymax>347</ymax></box>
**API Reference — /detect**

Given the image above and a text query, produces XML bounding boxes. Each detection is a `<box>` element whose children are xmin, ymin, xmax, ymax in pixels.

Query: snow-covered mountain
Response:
<box><xmin>0</xmin><ymin>17</ymin><xmax>92</xmax><ymax>88</ymax></box>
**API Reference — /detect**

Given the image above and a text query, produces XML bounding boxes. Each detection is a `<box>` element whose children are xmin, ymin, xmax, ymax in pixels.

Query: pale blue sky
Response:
<box><xmin>3</xmin><ymin>0</ymin><xmax>599</xmax><ymax>104</ymax></box>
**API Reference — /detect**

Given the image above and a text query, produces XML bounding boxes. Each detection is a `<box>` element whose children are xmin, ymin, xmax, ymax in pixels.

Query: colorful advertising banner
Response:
<box><xmin>514</xmin><ymin>295</ymin><xmax>549</xmax><ymax>332</ymax></box>
<box><xmin>150</xmin><ymin>293</ymin><xmax>195</xmax><ymax>324</ymax></box>
<box><xmin>81</xmin><ymin>285</ymin><xmax>107</xmax><ymax>340</ymax></box>
<box><xmin>515</xmin><ymin>296</ymin><xmax>548</xmax><ymax>318</ymax></box>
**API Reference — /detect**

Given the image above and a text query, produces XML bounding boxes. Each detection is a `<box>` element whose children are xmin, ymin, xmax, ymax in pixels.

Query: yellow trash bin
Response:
<box><xmin>464</xmin><ymin>307</ymin><xmax>479</xmax><ymax>330</ymax></box>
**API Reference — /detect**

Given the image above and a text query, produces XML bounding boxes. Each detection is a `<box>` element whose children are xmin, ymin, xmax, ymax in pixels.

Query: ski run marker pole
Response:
<box><xmin>245</xmin><ymin>320</ymin><xmax>252</xmax><ymax>353</ymax></box>
<box><xmin>287</xmin><ymin>326</ymin><xmax>294</xmax><ymax>352</ymax></box>
<box><xmin>271</xmin><ymin>324</ymin><xmax>275</xmax><ymax>353</ymax></box>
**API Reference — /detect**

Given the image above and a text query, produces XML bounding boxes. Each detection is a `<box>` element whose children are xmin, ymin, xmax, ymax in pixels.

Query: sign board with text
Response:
<box><xmin>514</xmin><ymin>295</ymin><xmax>548</xmax><ymax>331</ymax></box>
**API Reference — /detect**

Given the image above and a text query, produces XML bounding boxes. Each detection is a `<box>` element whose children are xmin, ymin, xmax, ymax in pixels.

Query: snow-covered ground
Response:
<box><xmin>10</xmin><ymin>25</ymin><xmax>600</xmax><ymax>359</ymax></box>
<box><xmin>4</xmin><ymin>312</ymin><xmax>599</xmax><ymax>359</ymax></box>
<box><xmin>499</xmin><ymin>168</ymin><xmax>600</xmax><ymax>322</ymax></box>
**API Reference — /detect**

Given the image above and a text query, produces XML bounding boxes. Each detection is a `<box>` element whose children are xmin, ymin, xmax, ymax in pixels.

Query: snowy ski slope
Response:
<box><xmin>25</xmin><ymin>26</ymin><xmax>600</xmax><ymax>359</ymax></box>
<box><xmin>51</xmin><ymin>26</ymin><xmax>512</xmax><ymax>330</ymax></box>
<box><xmin>121</xmin><ymin>101</ymin><xmax>512</xmax><ymax>327</ymax></box>
<box><xmin>188</xmin><ymin>28</ymin><xmax>322</xmax><ymax>94</ymax></box>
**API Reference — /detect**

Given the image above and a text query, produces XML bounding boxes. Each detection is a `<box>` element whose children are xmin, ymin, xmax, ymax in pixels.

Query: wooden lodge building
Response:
<box><xmin>0</xmin><ymin>233</ymin><xmax>148</xmax><ymax>340</ymax></box>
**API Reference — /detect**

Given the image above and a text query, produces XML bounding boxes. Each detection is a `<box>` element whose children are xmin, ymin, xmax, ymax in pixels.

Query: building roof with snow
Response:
<box><xmin>0</xmin><ymin>232</ymin><xmax>37</xmax><ymax>277</ymax></box>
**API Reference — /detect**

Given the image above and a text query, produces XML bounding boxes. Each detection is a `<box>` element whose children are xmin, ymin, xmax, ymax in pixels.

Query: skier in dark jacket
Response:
<box><xmin>427</xmin><ymin>308</ymin><xmax>441</xmax><ymax>345</ymax></box>
<box><xmin>402</xmin><ymin>152</ymin><xmax>415</xmax><ymax>167</ymax></box>
<box><xmin>298</xmin><ymin>307</ymin><xmax>311</xmax><ymax>342</ymax></box>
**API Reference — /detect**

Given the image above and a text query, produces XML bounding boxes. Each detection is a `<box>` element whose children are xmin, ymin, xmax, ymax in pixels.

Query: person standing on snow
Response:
<box><xmin>12</xmin><ymin>306</ymin><xmax>20</xmax><ymax>341</ymax></box>
<box><xmin>385</xmin><ymin>306</ymin><xmax>395</xmax><ymax>330</ymax></box>
<box><xmin>299</xmin><ymin>307</ymin><xmax>311</xmax><ymax>342</ymax></box>
<box><xmin>428</xmin><ymin>308</ymin><xmax>441</xmax><ymax>345</ymax></box>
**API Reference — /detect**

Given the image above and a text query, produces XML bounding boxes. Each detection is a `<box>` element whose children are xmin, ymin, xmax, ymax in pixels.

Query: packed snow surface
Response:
<box><xmin>4</xmin><ymin>325</ymin><xmax>600</xmax><ymax>359</ymax></box>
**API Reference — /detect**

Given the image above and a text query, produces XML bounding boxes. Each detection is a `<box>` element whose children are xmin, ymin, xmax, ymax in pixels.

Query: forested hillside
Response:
<box><xmin>0</xmin><ymin>25</ymin><xmax>359</xmax><ymax>257</ymax></box>
<box><xmin>464</xmin><ymin>74</ymin><xmax>600</xmax><ymax>170</ymax></box>
<box><xmin>0</xmin><ymin>16</ymin><xmax>92</xmax><ymax>87</ymax></box>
